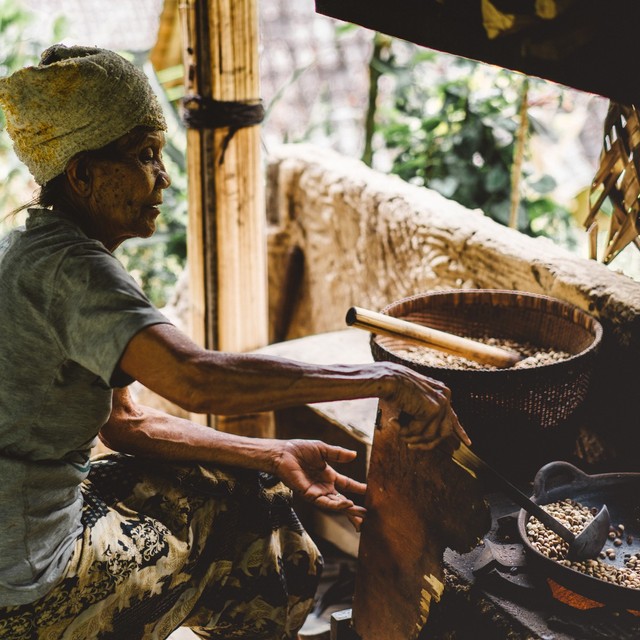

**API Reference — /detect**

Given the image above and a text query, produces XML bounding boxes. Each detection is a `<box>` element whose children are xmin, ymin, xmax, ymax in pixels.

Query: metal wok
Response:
<box><xmin>517</xmin><ymin>461</ymin><xmax>640</xmax><ymax>610</ymax></box>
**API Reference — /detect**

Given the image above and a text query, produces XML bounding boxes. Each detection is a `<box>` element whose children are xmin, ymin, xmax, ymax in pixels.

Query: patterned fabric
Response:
<box><xmin>0</xmin><ymin>453</ymin><xmax>322</xmax><ymax>640</ymax></box>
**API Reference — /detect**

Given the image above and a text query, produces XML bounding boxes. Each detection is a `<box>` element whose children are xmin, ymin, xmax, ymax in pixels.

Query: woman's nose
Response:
<box><xmin>157</xmin><ymin>165</ymin><xmax>171</xmax><ymax>190</ymax></box>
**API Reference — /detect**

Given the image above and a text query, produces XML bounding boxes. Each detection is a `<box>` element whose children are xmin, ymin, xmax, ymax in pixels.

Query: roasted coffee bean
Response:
<box><xmin>395</xmin><ymin>337</ymin><xmax>571</xmax><ymax>371</ymax></box>
<box><xmin>525</xmin><ymin>499</ymin><xmax>639</xmax><ymax>590</ymax></box>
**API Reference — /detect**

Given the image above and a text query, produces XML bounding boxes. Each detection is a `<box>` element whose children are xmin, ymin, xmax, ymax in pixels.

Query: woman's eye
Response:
<box><xmin>140</xmin><ymin>149</ymin><xmax>155</xmax><ymax>162</ymax></box>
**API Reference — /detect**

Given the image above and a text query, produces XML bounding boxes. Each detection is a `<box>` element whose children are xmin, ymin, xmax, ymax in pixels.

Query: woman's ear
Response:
<box><xmin>65</xmin><ymin>154</ymin><xmax>93</xmax><ymax>197</ymax></box>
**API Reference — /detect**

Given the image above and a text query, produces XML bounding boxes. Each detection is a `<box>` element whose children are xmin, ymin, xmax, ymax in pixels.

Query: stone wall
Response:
<box><xmin>265</xmin><ymin>143</ymin><xmax>640</xmax><ymax>470</ymax></box>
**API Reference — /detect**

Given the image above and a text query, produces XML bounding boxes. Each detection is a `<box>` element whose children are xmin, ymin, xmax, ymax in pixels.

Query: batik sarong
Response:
<box><xmin>0</xmin><ymin>453</ymin><xmax>322</xmax><ymax>640</ymax></box>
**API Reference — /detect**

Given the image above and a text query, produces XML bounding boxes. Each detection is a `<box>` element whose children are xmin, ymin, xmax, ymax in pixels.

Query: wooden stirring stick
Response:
<box><xmin>345</xmin><ymin>306</ymin><xmax>522</xmax><ymax>369</ymax></box>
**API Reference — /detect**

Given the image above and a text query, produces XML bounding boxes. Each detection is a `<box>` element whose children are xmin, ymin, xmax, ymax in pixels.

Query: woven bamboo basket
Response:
<box><xmin>370</xmin><ymin>290</ymin><xmax>603</xmax><ymax>474</ymax></box>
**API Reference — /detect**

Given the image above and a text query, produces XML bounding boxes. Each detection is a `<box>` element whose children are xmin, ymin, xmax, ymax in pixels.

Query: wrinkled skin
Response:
<box><xmin>60</xmin><ymin>127</ymin><xmax>468</xmax><ymax>528</ymax></box>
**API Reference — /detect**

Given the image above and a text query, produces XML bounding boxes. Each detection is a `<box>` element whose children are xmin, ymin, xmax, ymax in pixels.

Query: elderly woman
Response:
<box><xmin>0</xmin><ymin>45</ymin><xmax>468</xmax><ymax>640</ymax></box>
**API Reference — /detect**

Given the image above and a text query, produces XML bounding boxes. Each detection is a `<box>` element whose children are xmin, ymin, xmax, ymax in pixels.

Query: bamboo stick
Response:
<box><xmin>346</xmin><ymin>306</ymin><xmax>522</xmax><ymax>368</ymax></box>
<box><xmin>181</xmin><ymin>0</ymin><xmax>209</xmax><ymax>426</ymax></box>
<box><xmin>587</xmin><ymin>221</ymin><xmax>598</xmax><ymax>260</ymax></box>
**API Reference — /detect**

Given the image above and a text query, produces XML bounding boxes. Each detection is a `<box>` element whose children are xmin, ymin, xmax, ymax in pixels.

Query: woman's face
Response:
<box><xmin>85</xmin><ymin>129</ymin><xmax>171</xmax><ymax>251</ymax></box>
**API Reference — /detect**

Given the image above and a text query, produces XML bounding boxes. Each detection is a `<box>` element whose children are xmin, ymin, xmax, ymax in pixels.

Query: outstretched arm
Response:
<box><xmin>118</xmin><ymin>323</ymin><xmax>469</xmax><ymax>450</ymax></box>
<box><xmin>100</xmin><ymin>387</ymin><xmax>366</xmax><ymax>523</ymax></box>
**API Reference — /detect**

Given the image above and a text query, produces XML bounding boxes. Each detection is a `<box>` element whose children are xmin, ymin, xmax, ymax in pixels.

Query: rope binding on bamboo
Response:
<box><xmin>181</xmin><ymin>94</ymin><xmax>265</xmax><ymax>164</ymax></box>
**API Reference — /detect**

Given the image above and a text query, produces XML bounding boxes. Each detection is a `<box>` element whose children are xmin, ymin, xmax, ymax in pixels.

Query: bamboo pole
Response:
<box><xmin>180</xmin><ymin>0</ymin><xmax>209</xmax><ymax>426</ymax></box>
<box><xmin>509</xmin><ymin>77</ymin><xmax>529</xmax><ymax>230</ymax></box>
<box><xmin>181</xmin><ymin>0</ymin><xmax>269</xmax><ymax>432</ymax></box>
<box><xmin>207</xmin><ymin>0</ymin><xmax>267</xmax><ymax>354</ymax></box>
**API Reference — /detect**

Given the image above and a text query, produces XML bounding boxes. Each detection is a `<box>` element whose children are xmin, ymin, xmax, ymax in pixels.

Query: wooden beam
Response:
<box><xmin>181</xmin><ymin>0</ymin><xmax>269</xmax><ymax>432</ymax></box>
<box><xmin>207</xmin><ymin>0</ymin><xmax>267</xmax><ymax>353</ymax></box>
<box><xmin>315</xmin><ymin>0</ymin><xmax>640</xmax><ymax>106</ymax></box>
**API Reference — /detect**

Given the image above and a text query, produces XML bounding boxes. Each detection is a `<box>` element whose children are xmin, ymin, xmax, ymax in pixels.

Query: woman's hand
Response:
<box><xmin>273</xmin><ymin>439</ymin><xmax>367</xmax><ymax>531</ymax></box>
<box><xmin>382</xmin><ymin>362</ymin><xmax>471</xmax><ymax>451</ymax></box>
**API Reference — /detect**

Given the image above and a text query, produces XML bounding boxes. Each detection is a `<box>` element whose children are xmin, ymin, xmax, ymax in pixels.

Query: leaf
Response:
<box><xmin>484</xmin><ymin>166</ymin><xmax>510</xmax><ymax>193</ymax></box>
<box><xmin>487</xmin><ymin>199</ymin><xmax>512</xmax><ymax>226</ymax></box>
<box><xmin>335</xmin><ymin>23</ymin><xmax>359</xmax><ymax>36</ymax></box>
<box><xmin>528</xmin><ymin>174</ymin><xmax>557</xmax><ymax>194</ymax></box>
<box><xmin>421</xmin><ymin>117</ymin><xmax>441</xmax><ymax>133</ymax></box>
<box><xmin>430</xmin><ymin>176</ymin><xmax>459</xmax><ymax>198</ymax></box>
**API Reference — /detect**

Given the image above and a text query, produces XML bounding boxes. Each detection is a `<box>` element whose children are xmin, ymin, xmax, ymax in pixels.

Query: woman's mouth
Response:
<box><xmin>145</xmin><ymin>205</ymin><xmax>161</xmax><ymax>217</ymax></box>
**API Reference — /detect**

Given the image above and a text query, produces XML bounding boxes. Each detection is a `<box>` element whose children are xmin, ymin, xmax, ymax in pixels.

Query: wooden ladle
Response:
<box><xmin>345</xmin><ymin>306</ymin><xmax>523</xmax><ymax>369</ymax></box>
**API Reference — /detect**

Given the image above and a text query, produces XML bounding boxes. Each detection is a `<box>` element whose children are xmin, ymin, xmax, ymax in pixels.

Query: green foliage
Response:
<box><xmin>372</xmin><ymin>43</ymin><xmax>575</xmax><ymax>240</ymax></box>
<box><xmin>0</xmin><ymin>1</ymin><xmax>69</xmax><ymax>224</ymax></box>
<box><xmin>0</xmin><ymin>0</ymin><xmax>49</xmax><ymax>220</ymax></box>
<box><xmin>0</xmin><ymin>1</ymin><xmax>187</xmax><ymax>307</ymax></box>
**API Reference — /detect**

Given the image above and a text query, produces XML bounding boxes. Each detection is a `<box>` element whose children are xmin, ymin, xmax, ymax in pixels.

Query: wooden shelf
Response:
<box><xmin>316</xmin><ymin>0</ymin><xmax>639</xmax><ymax>105</ymax></box>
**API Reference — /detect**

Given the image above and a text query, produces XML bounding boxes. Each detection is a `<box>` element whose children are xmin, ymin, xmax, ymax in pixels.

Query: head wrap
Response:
<box><xmin>0</xmin><ymin>44</ymin><xmax>167</xmax><ymax>185</ymax></box>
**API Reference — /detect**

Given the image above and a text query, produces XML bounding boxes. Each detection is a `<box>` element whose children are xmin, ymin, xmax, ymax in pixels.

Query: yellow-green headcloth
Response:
<box><xmin>0</xmin><ymin>44</ymin><xmax>167</xmax><ymax>185</ymax></box>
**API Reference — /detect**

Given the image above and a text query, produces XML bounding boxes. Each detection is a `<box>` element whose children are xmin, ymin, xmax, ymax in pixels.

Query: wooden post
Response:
<box><xmin>181</xmin><ymin>0</ymin><xmax>270</xmax><ymax>433</ymax></box>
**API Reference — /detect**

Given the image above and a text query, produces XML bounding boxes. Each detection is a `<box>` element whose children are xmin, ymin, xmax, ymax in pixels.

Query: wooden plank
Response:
<box><xmin>315</xmin><ymin>0</ymin><xmax>640</xmax><ymax>106</ymax></box>
<box><xmin>185</xmin><ymin>127</ymin><xmax>207</xmax><ymax>353</ymax></box>
<box><xmin>352</xmin><ymin>400</ymin><xmax>491</xmax><ymax>640</ymax></box>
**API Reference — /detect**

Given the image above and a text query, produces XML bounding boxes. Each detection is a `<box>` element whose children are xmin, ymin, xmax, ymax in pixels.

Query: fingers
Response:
<box><xmin>321</xmin><ymin>445</ymin><xmax>358</xmax><ymax>464</ymax></box>
<box><xmin>389</xmin><ymin>405</ymin><xmax>446</xmax><ymax>440</ymax></box>
<box><xmin>334</xmin><ymin>474</ymin><xmax>367</xmax><ymax>495</ymax></box>
<box><xmin>454</xmin><ymin>420</ymin><xmax>472</xmax><ymax>445</ymax></box>
<box><xmin>303</xmin><ymin>475</ymin><xmax>367</xmax><ymax>505</ymax></box>
<box><xmin>390</xmin><ymin>406</ymin><xmax>446</xmax><ymax>438</ymax></box>
<box><xmin>390</xmin><ymin>412</ymin><xmax>443</xmax><ymax>445</ymax></box>
<box><xmin>434</xmin><ymin>403</ymin><xmax>471</xmax><ymax>446</ymax></box>
<box><xmin>348</xmin><ymin>514</ymin><xmax>364</xmax><ymax>532</ymax></box>
<box><xmin>304</xmin><ymin>473</ymin><xmax>367</xmax><ymax>514</ymax></box>
<box><xmin>403</xmin><ymin>416</ymin><xmax>471</xmax><ymax>450</ymax></box>
<box><xmin>390</xmin><ymin>386</ymin><xmax>471</xmax><ymax>449</ymax></box>
<box><xmin>314</xmin><ymin>493</ymin><xmax>367</xmax><ymax>516</ymax></box>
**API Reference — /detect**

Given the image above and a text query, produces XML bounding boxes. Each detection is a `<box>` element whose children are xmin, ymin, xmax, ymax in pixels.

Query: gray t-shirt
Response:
<box><xmin>0</xmin><ymin>208</ymin><xmax>170</xmax><ymax>606</ymax></box>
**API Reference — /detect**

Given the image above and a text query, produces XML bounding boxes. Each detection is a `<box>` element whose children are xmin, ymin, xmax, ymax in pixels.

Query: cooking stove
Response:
<box><xmin>440</xmin><ymin>491</ymin><xmax>640</xmax><ymax>640</ymax></box>
<box><xmin>331</xmin><ymin>489</ymin><xmax>640</xmax><ymax>640</ymax></box>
